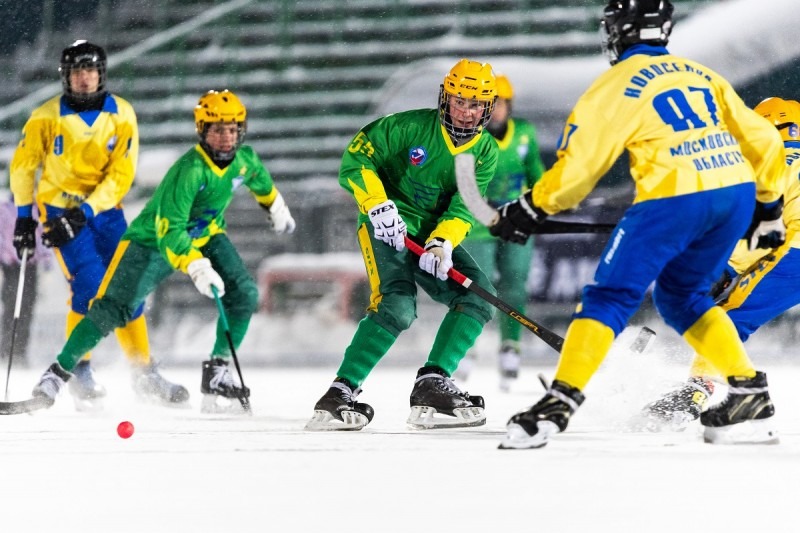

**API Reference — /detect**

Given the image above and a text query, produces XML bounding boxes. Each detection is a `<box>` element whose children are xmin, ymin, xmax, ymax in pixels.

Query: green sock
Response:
<box><xmin>337</xmin><ymin>317</ymin><xmax>397</xmax><ymax>387</ymax></box>
<box><xmin>426</xmin><ymin>311</ymin><xmax>484</xmax><ymax>375</ymax></box>
<box><xmin>57</xmin><ymin>319</ymin><xmax>106</xmax><ymax>371</ymax></box>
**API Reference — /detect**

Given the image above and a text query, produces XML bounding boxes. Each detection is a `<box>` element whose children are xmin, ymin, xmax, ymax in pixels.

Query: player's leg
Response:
<box><xmin>495</xmin><ymin>238</ymin><xmax>533</xmax><ymax>390</ymax></box>
<box><xmin>306</xmin><ymin>225</ymin><xmax>416</xmax><ymax>430</ymax></box>
<box><xmin>406</xmin><ymin>245</ymin><xmax>494</xmax><ymax>428</ymax></box>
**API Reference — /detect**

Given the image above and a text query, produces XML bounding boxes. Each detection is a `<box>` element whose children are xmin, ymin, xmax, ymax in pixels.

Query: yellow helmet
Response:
<box><xmin>754</xmin><ymin>96</ymin><xmax>800</xmax><ymax>142</ymax></box>
<box><xmin>495</xmin><ymin>74</ymin><xmax>514</xmax><ymax>100</ymax></box>
<box><xmin>194</xmin><ymin>89</ymin><xmax>247</xmax><ymax>161</ymax></box>
<box><xmin>439</xmin><ymin>59</ymin><xmax>497</xmax><ymax>141</ymax></box>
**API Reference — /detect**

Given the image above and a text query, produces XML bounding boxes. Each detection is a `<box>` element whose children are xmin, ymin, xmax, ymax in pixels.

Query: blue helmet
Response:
<box><xmin>601</xmin><ymin>0</ymin><xmax>674</xmax><ymax>65</ymax></box>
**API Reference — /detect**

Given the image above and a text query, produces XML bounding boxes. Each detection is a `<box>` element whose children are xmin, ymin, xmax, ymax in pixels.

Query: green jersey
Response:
<box><xmin>124</xmin><ymin>144</ymin><xmax>277</xmax><ymax>271</ymax></box>
<box><xmin>471</xmin><ymin>118</ymin><xmax>545</xmax><ymax>240</ymax></box>
<box><xmin>339</xmin><ymin>108</ymin><xmax>498</xmax><ymax>246</ymax></box>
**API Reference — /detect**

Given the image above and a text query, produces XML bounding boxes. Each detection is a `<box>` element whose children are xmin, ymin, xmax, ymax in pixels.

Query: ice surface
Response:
<box><xmin>3</xmin><ymin>328</ymin><xmax>798</xmax><ymax>533</ymax></box>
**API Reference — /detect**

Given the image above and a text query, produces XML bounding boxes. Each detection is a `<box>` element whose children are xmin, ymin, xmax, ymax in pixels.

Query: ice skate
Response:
<box><xmin>407</xmin><ymin>365</ymin><xmax>485</xmax><ymax>429</ymax></box>
<box><xmin>200</xmin><ymin>358</ymin><xmax>250</xmax><ymax>414</ymax></box>
<box><xmin>499</xmin><ymin>380</ymin><xmax>584</xmax><ymax>449</ymax></box>
<box><xmin>498</xmin><ymin>341</ymin><xmax>521</xmax><ymax>392</ymax></box>
<box><xmin>67</xmin><ymin>360</ymin><xmax>106</xmax><ymax>412</ymax></box>
<box><xmin>634</xmin><ymin>377</ymin><xmax>714</xmax><ymax>432</ymax></box>
<box><xmin>132</xmin><ymin>361</ymin><xmax>189</xmax><ymax>407</ymax></box>
<box><xmin>32</xmin><ymin>362</ymin><xmax>73</xmax><ymax>408</ymax></box>
<box><xmin>305</xmin><ymin>378</ymin><xmax>374</xmax><ymax>431</ymax></box>
<box><xmin>701</xmin><ymin>371</ymin><xmax>779</xmax><ymax>445</ymax></box>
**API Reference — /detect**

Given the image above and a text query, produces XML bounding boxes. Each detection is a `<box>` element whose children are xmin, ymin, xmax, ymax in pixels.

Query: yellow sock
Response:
<box><xmin>682</xmin><ymin>306</ymin><xmax>755</xmax><ymax>378</ymax></box>
<box><xmin>114</xmin><ymin>315</ymin><xmax>151</xmax><ymax>366</ymax></box>
<box><xmin>67</xmin><ymin>310</ymin><xmax>91</xmax><ymax>362</ymax></box>
<box><xmin>553</xmin><ymin>318</ymin><xmax>615</xmax><ymax>390</ymax></box>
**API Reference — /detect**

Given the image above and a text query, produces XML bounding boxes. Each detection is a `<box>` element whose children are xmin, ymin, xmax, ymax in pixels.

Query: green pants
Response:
<box><xmin>336</xmin><ymin>224</ymin><xmax>496</xmax><ymax>387</ymax></box>
<box><xmin>57</xmin><ymin>234</ymin><xmax>258</xmax><ymax>370</ymax></box>
<box><xmin>463</xmin><ymin>237</ymin><xmax>533</xmax><ymax>346</ymax></box>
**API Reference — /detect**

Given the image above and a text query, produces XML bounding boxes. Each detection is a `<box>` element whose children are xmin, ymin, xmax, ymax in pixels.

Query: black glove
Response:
<box><xmin>709</xmin><ymin>266</ymin><xmax>739</xmax><ymax>303</ymax></box>
<box><xmin>489</xmin><ymin>193</ymin><xmax>548</xmax><ymax>244</ymax></box>
<box><xmin>42</xmin><ymin>207</ymin><xmax>87</xmax><ymax>247</ymax></box>
<box><xmin>13</xmin><ymin>217</ymin><xmax>38</xmax><ymax>260</ymax></box>
<box><xmin>743</xmin><ymin>198</ymin><xmax>785</xmax><ymax>251</ymax></box>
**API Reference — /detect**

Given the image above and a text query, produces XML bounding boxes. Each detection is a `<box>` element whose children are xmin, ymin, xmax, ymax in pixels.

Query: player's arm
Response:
<box><xmin>338</xmin><ymin>117</ymin><xmax>394</xmax><ymax>214</ymax></box>
<box><xmin>83</xmin><ymin>102</ymin><xmax>139</xmax><ymax>216</ymax></box>
<box><xmin>9</xmin><ymin>115</ymin><xmax>49</xmax><ymax>214</ymax></box>
<box><xmin>719</xmin><ymin>81</ymin><xmax>786</xmax><ymax>204</ymax></box>
<box><xmin>245</xmin><ymin>150</ymin><xmax>296</xmax><ymax>234</ymax></box>
<box><xmin>154</xmin><ymin>166</ymin><xmax>205</xmax><ymax>273</ymax></box>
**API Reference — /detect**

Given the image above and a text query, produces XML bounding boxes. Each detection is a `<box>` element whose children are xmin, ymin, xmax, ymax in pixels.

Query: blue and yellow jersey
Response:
<box><xmin>9</xmin><ymin>93</ymin><xmax>139</xmax><ymax>216</ymax></box>
<box><xmin>728</xmin><ymin>142</ymin><xmax>800</xmax><ymax>272</ymax></box>
<box><xmin>531</xmin><ymin>46</ymin><xmax>786</xmax><ymax>215</ymax></box>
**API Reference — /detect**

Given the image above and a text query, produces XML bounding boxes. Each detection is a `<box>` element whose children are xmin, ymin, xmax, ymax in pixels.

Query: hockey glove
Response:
<box><xmin>709</xmin><ymin>265</ymin><xmax>739</xmax><ymax>304</ymax></box>
<box><xmin>262</xmin><ymin>192</ymin><xmax>296</xmax><ymax>234</ymax></box>
<box><xmin>368</xmin><ymin>199</ymin><xmax>407</xmax><ymax>252</ymax></box>
<box><xmin>187</xmin><ymin>258</ymin><xmax>225</xmax><ymax>298</ymax></box>
<box><xmin>490</xmin><ymin>192</ymin><xmax>548</xmax><ymax>245</ymax></box>
<box><xmin>42</xmin><ymin>207</ymin><xmax>87</xmax><ymax>247</ymax></box>
<box><xmin>744</xmin><ymin>198</ymin><xmax>786</xmax><ymax>251</ymax></box>
<box><xmin>418</xmin><ymin>237</ymin><xmax>453</xmax><ymax>281</ymax></box>
<box><xmin>13</xmin><ymin>216</ymin><xmax>38</xmax><ymax>260</ymax></box>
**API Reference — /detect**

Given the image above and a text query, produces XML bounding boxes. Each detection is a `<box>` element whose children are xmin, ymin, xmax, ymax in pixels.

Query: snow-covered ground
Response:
<box><xmin>2</xmin><ymin>323</ymin><xmax>799</xmax><ymax>533</ymax></box>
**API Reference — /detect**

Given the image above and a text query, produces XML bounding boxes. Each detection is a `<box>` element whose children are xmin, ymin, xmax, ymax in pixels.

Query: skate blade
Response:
<box><xmin>498</xmin><ymin>421</ymin><xmax>559</xmax><ymax>449</ymax></box>
<box><xmin>406</xmin><ymin>405</ymin><xmax>486</xmax><ymax>429</ymax></box>
<box><xmin>200</xmin><ymin>394</ymin><xmax>250</xmax><ymax>415</ymax></box>
<box><xmin>703</xmin><ymin>419</ymin><xmax>780</xmax><ymax>445</ymax></box>
<box><xmin>304</xmin><ymin>410</ymin><xmax>369</xmax><ymax>431</ymax></box>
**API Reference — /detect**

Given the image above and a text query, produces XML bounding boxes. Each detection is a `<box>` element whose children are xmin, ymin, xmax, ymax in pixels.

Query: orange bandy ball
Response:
<box><xmin>117</xmin><ymin>421</ymin><xmax>135</xmax><ymax>439</ymax></box>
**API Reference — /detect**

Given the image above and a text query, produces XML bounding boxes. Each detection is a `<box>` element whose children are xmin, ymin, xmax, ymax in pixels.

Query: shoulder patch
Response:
<box><xmin>409</xmin><ymin>146</ymin><xmax>428</xmax><ymax>166</ymax></box>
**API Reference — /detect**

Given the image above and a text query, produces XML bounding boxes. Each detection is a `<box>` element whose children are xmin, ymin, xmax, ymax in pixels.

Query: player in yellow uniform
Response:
<box><xmin>487</xmin><ymin>1</ymin><xmax>787</xmax><ymax>448</ymax></box>
<box><xmin>9</xmin><ymin>40</ymin><xmax>187</xmax><ymax>409</ymax></box>
<box><xmin>642</xmin><ymin>97</ymin><xmax>800</xmax><ymax>428</ymax></box>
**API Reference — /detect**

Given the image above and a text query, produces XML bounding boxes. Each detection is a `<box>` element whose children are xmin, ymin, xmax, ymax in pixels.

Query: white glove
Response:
<box><xmin>265</xmin><ymin>192</ymin><xmax>296</xmax><ymax>234</ymax></box>
<box><xmin>418</xmin><ymin>238</ymin><xmax>453</xmax><ymax>281</ymax></box>
<box><xmin>369</xmin><ymin>200</ymin><xmax>407</xmax><ymax>252</ymax></box>
<box><xmin>187</xmin><ymin>258</ymin><xmax>225</xmax><ymax>298</ymax></box>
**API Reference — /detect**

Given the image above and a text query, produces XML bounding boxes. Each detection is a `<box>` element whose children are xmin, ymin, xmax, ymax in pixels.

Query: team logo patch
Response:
<box><xmin>106</xmin><ymin>135</ymin><xmax>117</xmax><ymax>152</ymax></box>
<box><xmin>409</xmin><ymin>146</ymin><xmax>428</xmax><ymax>166</ymax></box>
<box><xmin>790</xmin><ymin>124</ymin><xmax>799</xmax><ymax>139</ymax></box>
<box><xmin>232</xmin><ymin>177</ymin><xmax>244</xmax><ymax>190</ymax></box>
<box><xmin>54</xmin><ymin>135</ymin><xmax>63</xmax><ymax>155</ymax></box>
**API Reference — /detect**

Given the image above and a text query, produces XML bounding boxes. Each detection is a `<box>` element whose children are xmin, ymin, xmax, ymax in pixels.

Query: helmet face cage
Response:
<box><xmin>59</xmin><ymin>40</ymin><xmax>107</xmax><ymax>107</ymax></box>
<box><xmin>438</xmin><ymin>59</ymin><xmax>497</xmax><ymax>141</ymax></box>
<box><xmin>601</xmin><ymin>0</ymin><xmax>674</xmax><ymax>65</ymax></box>
<box><xmin>754</xmin><ymin>97</ymin><xmax>800</xmax><ymax>142</ymax></box>
<box><xmin>194</xmin><ymin>90</ymin><xmax>247</xmax><ymax>162</ymax></box>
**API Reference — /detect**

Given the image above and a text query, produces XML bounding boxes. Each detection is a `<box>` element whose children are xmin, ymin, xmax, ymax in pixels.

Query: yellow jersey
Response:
<box><xmin>532</xmin><ymin>49</ymin><xmax>786</xmax><ymax>215</ymax></box>
<box><xmin>10</xmin><ymin>93</ymin><xmax>139</xmax><ymax>216</ymax></box>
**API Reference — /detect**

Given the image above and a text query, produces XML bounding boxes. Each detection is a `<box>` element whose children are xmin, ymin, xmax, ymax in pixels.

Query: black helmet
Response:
<box><xmin>59</xmin><ymin>40</ymin><xmax>108</xmax><ymax>110</ymax></box>
<box><xmin>601</xmin><ymin>0</ymin><xmax>674</xmax><ymax>65</ymax></box>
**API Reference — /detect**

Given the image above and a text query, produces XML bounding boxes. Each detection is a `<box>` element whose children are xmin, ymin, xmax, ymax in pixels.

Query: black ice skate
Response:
<box><xmin>701</xmin><ymin>371</ymin><xmax>778</xmax><ymax>445</ymax></box>
<box><xmin>407</xmin><ymin>365</ymin><xmax>485</xmax><ymax>429</ymax></box>
<box><xmin>68</xmin><ymin>360</ymin><xmax>106</xmax><ymax>412</ymax></box>
<box><xmin>499</xmin><ymin>380</ymin><xmax>585</xmax><ymax>449</ymax></box>
<box><xmin>32</xmin><ymin>362</ymin><xmax>73</xmax><ymax>408</ymax></box>
<box><xmin>637</xmin><ymin>377</ymin><xmax>714</xmax><ymax>432</ymax></box>
<box><xmin>132</xmin><ymin>361</ymin><xmax>190</xmax><ymax>406</ymax></box>
<box><xmin>305</xmin><ymin>378</ymin><xmax>374</xmax><ymax>431</ymax></box>
<box><xmin>200</xmin><ymin>358</ymin><xmax>250</xmax><ymax>414</ymax></box>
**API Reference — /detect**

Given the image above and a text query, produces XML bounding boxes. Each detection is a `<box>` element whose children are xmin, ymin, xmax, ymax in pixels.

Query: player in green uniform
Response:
<box><xmin>30</xmin><ymin>89</ymin><xmax>296</xmax><ymax>413</ymax></box>
<box><xmin>456</xmin><ymin>74</ymin><xmax>546</xmax><ymax>390</ymax></box>
<box><xmin>305</xmin><ymin>59</ymin><xmax>500</xmax><ymax>431</ymax></box>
